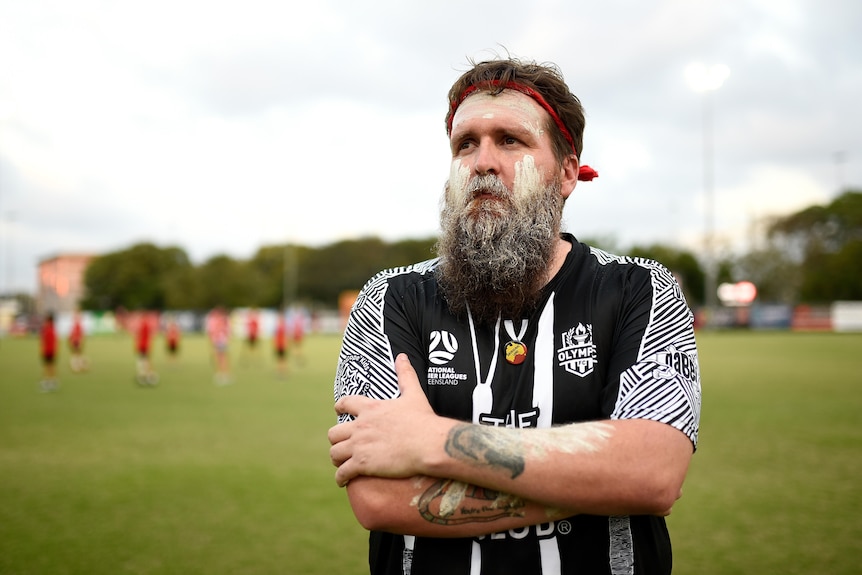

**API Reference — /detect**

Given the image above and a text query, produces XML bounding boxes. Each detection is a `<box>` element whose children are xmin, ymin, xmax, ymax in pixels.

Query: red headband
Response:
<box><xmin>448</xmin><ymin>80</ymin><xmax>598</xmax><ymax>181</ymax></box>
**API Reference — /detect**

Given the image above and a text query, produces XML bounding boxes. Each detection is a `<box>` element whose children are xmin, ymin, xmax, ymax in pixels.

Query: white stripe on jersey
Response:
<box><xmin>609</xmin><ymin>516</ymin><xmax>634</xmax><ymax>575</ymax></box>
<box><xmin>403</xmin><ymin>535</ymin><xmax>415</xmax><ymax>575</ymax></box>
<box><xmin>540</xmin><ymin>537</ymin><xmax>562</xmax><ymax>574</ymax></box>
<box><xmin>533</xmin><ymin>292</ymin><xmax>556</xmax><ymax>429</ymax></box>
<box><xmin>470</xmin><ymin>540</ymin><xmax>481</xmax><ymax>575</ymax></box>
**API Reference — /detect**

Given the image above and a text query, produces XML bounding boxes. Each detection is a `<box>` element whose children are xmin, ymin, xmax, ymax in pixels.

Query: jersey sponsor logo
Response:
<box><xmin>478</xmin><ymin>408</ymin><xmax>540</xmax><ymax>428</ymax></box>
<box><xmin>557</xmin><ymin>323</ymin><xmax>597</xmax><ymax>377</ymax></box>
<box><xmin>334</xmin><ymin>354</ymin><xmax>371</xmax><ymax>398</ymax></box>
<box><xmin>428</xmin><ymin>330</ymin><xmax>459</xmax><ymax>365</ymax></box>
<box><xmin>649</xmin><ymin>344</ymin><xmax>700</xmax><ymax>384</ymax></box>
<box><xmin>477</xmin><ymin>520</ymin><xmax>572</xmax><ymax>541</ymax></box>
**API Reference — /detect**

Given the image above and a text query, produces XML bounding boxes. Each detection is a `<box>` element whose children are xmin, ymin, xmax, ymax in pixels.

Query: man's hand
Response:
<box><xmin>328</xmin><ymin>354</ymin><xmax>448</xmax><ymax>487</ymax></box>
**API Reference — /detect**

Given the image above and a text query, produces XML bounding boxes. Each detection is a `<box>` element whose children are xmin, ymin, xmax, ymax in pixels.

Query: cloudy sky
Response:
<box><xmin>1</xmin><ymin>0</ymin><xmax>859</xmax><ymax>293</ymax></box>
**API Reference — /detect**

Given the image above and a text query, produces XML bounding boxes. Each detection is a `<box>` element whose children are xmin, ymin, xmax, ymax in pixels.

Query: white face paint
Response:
<box><xmin>447</xmin><ymin>158</ymin><xmax>471</xmax><ymax>203</ymax></box>
<box><xmin>448</xmin><ymin>89</ymin><xmax>559</xmax><ymax>202</ymax></box>
<box><xmin>452</xmin><ymin>90</ymin><xmax>546</xmax><ymax>139</ymax></box>
<box><xmin>446</xmin><ymin>148</ymin><xmax>546</xmax><ymax>213</ymax></box>
<box><xmin>513</xmin><ymin>155</ymin><xmax>543</xmax><ymax>199</ymax></box>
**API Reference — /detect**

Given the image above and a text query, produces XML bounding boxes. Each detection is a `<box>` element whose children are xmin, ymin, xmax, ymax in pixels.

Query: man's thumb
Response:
<box><xmin>394</xmin><ymin>353</ymin><xmax>421</xmax><ymax>396</ymax></box>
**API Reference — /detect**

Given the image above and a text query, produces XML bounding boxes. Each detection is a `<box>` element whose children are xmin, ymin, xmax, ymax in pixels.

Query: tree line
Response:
<box><xmin>80</xmin><ymin>191</ymin><xmax>862</xmax><ymax>311</ymax></box>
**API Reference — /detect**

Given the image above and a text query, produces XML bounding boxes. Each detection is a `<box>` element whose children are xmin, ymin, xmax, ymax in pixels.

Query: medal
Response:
<box><xmin>505</xmin><ymin>340</ymin><xmax>528</xmax><ymax>365</ymax></box>
<box><xmin>504</xmin><ymin>319</ymin><xmax>529</xmax><ymax>365</ymax></box>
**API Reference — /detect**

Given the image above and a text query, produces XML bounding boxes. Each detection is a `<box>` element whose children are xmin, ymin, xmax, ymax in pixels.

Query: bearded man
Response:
<box><xmin>329</xmin><ymin>57</ymin><xmax>702</xmax><ymax>575</ymax></box>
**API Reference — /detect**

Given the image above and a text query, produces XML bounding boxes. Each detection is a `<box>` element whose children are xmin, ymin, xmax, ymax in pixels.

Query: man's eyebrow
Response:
<box><xmin>452</xmin><ymin>120</ymin><xmax>539</xmax><ymax>139</ymax></box>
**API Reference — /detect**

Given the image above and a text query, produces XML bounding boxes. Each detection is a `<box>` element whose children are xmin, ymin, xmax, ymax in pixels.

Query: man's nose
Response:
<box><xmin>472</xmin><ymin>140</ymin><xmax>500</xmax><ymax>176</ymax></box>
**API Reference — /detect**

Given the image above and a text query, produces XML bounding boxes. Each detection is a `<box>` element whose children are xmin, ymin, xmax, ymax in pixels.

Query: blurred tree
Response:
<box><xmin>248</xmin><ymin>245</ymin><xmax>286</xmax><ymax>308</ymax></box>
<box><xmin>293</xmin><ymin>236</ymin><xmax>436</xmax><ymax>307</ymax></box>
<box><xmin>303</xmin><ymin>237</ymin><xmax>389</xmax><ymax>307</ymax></box>
<box><xmin>249</xmin><ymin>244</ymin><xmax>313</xmax><ymax>308</ymax></box>
<box><xmin>195</xmin><ymin>255</ymin><xmax>260</xmax><ymax>309</ymax></box>
<box><xmin>81</xmin><ymin>243</ymin><xmax>192</xmax><ymax>310</ymax></box>
<box><xmin>628</xmin><ymin>244</ymin><xmax>705</xmax><ymax>306</ymax></box>
<box><xmin>77</xmin><ymin>218</ymin><xmax>860</xmax><ymax>312</ymax></box>
<box><xmin>733</xmin><ymin>246</ymin><xmax>801</xmax><ymax>303</ymax></box>
<box><xmin>162</xmin><ymin>265</ymin><xmax>201</xmax><ymax>310</ymax></box>
<box><xmin>799</xmin><ymin>239</ymin><xmax>862</xmax><ymax>302</ymax></box>
<box><xmin>768</xmin><ymin>190</ymin><xmax>862</xmax><ymax>302</ymax></box>
<box><xmin>769</xmin><ymin>191</ymin><xmax>862</xmax><ymax>257</ymax></box>
<box><xmin>383</xmin><ymin>238</ymin><xmax>438</xmax><ymax>268</ymax></box>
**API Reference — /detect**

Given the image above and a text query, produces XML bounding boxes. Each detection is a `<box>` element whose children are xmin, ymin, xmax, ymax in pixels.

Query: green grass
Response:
<box><xmin>1</xmin><ymin>330</ymin><xmax>861</xmax><ymax>574</ymax></box>
<box><xmin>669</xmin><ymin>331</ymin><xmax>862</xmax><ymax>574</ymax></box>
<box><xmin>0</xmin><ymin>333</ymin><xmax>368</xmax><ymax>575</ymax></box>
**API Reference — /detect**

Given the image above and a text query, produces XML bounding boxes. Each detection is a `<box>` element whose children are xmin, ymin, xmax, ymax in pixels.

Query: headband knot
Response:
<box><xmin>448</xmin><ymin>80</ymin><xmax>597</xmax><ymax>182</ymax></box>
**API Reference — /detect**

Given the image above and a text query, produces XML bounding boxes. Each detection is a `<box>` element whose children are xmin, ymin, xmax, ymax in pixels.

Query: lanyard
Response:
<box><xmin>467</xmin><ymin>308</ymin><xmax>501</xmax><ymax>424</ymax></box>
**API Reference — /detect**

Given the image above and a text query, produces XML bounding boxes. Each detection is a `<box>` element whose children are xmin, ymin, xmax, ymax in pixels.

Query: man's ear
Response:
<box><xmin>560</xmin><ymin>154</ymin><xmax>579</xmax><ymax>200</ymax></box>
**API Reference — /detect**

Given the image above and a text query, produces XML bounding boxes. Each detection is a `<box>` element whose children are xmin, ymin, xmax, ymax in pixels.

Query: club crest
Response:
<box><xmin>557</xmin><ymin>323</ymin><xmax>597</xmax><ymax>377</ymax></box>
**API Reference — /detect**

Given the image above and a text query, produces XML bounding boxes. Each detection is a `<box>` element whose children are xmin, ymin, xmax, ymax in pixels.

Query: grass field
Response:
<box><xmin>1</xmin><ymin>330</ymin><xmax>860</xmax><ymax>574</ymax></box>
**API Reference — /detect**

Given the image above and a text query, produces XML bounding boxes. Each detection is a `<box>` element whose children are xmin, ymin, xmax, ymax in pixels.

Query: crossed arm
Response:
<box><xmin>328</xmin><ymin>354</ymin><xmax>694</xmax><ymax>538</ymax></box>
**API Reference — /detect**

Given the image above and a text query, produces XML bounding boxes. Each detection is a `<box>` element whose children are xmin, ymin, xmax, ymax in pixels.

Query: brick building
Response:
<box><xmin>37</xmin><ymin>253</ymin><xmax>95</xmax><ymax>314</ymax></box>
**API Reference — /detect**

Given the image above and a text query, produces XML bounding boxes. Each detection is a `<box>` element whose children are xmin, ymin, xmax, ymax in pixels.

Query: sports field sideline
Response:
<box><xmin>1</xmin><ymin>330</ymin><xmax>860</xmax><ymax>574</ymax></box>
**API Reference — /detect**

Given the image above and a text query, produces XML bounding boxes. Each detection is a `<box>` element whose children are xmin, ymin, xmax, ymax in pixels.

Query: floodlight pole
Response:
<box><xmin>4</xmin><ymin>212</ymin><xmax>15</xmax><ymax>297</ymax></box>
<box><xmin>686</xmin><ymin>63</ymin><xmax>728</xmax><ymax>310</ymax></box>
<box><xmin>283</xmin><ymin>243</ymin><xmax>297</xmax><ymax>311</ymax></box>
<box><xmin>701</xmin><ymin>90</ymin><xmax>717</xmax><ymax>309</ymax></box>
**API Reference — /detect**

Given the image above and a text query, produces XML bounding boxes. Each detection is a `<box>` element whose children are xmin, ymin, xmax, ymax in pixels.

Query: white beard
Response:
<box><xmin>436</xmin><ymin>172</ymin><xmax>564</xmax><ymax>325</ymax></box>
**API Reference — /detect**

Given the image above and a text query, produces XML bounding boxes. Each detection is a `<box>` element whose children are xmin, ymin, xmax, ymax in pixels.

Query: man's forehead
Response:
<box><xmin>450</xmin><ymin>90</ymin><xmax>548</xmax><ymax>132</ymax></box>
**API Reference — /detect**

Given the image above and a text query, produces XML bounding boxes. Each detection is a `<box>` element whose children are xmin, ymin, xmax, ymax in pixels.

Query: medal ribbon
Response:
<box><xmin>504</xmin><ymin>319</ymin><xmax>528</xmax><ymax>343</ymax></box>
<box><xmin>467</xmin><ymin>308</ymin><xmax>501</xmax><ymax>424</ymax></box>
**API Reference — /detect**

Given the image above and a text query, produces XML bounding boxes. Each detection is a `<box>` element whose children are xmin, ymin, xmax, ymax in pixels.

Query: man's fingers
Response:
<box><xmin>394</xmin><ymin>353</ymin><xmax>422</xmax><ymax>396</ymax></box>
<box><xmin>327</xmin><ymin>421</ymin><xmax>351</xmax><ymax>446</ymax></box>
<box><xmin>335</xmin><ymin>459</ymin><xmax>357</xmax><ymax>487</ymax></box>
<box><xmin>335</xmin><ymin>393</ymin><xmax>374</xmax><ymax>417</ymax></box>
<box><xmin>329</xmin><ymin>440</ymin><xmax>349</xmax><ymax>467</ymax></box>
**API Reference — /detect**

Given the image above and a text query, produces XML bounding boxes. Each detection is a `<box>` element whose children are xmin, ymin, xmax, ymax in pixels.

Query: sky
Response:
<box><xmin>1</xmin><ymin>0</ymin><xmax>860</xmax><ymax>293</ymax></box>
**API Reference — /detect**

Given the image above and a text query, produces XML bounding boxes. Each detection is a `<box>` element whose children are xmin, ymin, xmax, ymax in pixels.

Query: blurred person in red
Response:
<box><xmin>274</xmin><ymin>312</ymin><xmax>289</xmax><ymax>379</ymax></box>
<box><xmin>135</xmin><ymin>313</ymin><xmax>158</xmax><ymax>386</ymax></box>
<box><xmin>290</xmin><ymin>310</ymin><xmax>306</xmax><ymax>366</ymax></box>
<box><xmin>68</xmin><ymin>310</ymin><xmax>89</xmax><ymax>373</ymax></box>
<box><xmin>242</xmin><ymin>307</ymin><xmax>261</xmax><ymax>366</ymax></box>
<box><xmin>207</xmin><ymin>306</ymin><xmax>232</xmax><ymax>385</ymax></box>
<box><xmin>39</xmin><ymin>312</ymin><xmax>59</xmax><ymax>392</ymax></box>
<box><xmin>165</xmin><ymin>315</ymin><xmax>181</xmax><ymax>364</ymax></box>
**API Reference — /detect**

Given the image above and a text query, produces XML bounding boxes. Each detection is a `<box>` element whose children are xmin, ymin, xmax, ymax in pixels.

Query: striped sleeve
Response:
<box><xmin>333</xmin><ymin>260</ymin><xmax>437</xmax><ymax>423</ymax></box>
<box><xmin>594</xmin><ymin>249</ymin><xmax>702</xmax><ymax>447</ymax></box>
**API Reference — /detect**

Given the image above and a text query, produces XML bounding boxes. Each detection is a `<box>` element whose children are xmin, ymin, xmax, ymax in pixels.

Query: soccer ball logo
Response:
<box><xmin>428</xmin><ymin>331</ymin><xmax>458</xmax><ymax>365</ymax></box>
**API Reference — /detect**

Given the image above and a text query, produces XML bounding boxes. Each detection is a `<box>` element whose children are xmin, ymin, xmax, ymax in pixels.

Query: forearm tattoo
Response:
<box><xmin>445</xmin><ymin>423</ymin><xmax>526</xmax><ymax>479</ymax></box>
<box><xmin>417</xmin><ymin>478</ymin><xmax>525</xmax><ymax>525</ymax></box>
<box><xmin>425</xmin><ymin>422</ymin><xmax>614</xmax><ymax>526</ymax></box>
<box><xmin>444</xmin><ymin>421</ymin><xmax>614</xmax><ymax>479</ymax></box>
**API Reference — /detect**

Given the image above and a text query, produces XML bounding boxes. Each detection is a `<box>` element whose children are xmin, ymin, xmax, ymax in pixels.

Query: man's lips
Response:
<box><xmin>473</xmin><ymin>192</ymin><xmax>497</xmax><ymax>200</ymax></box>
<box><xmin>471</xmin><ymin>188</ymin><xmax>505</xmax><ymax>202</ymax></box>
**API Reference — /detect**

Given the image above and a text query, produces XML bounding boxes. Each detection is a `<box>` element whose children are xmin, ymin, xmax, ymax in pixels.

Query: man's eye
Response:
<box><xmin>503</xmin><ymin>136</ymin><xmax>518</xmax><ymax>145</ymax></box>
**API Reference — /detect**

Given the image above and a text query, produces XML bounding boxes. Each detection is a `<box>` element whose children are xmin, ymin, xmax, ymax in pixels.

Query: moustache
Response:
<box><xmin>466</xmin><ymin>175</ymin><xmax>510</xmax><ymax>200</ymax></box>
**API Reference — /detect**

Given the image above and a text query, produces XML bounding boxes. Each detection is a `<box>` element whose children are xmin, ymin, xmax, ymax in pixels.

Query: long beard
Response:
<box><xmin>436</xmin><ymin>174</ymin><xmax>564</xmax><ymax>325</ymax></box>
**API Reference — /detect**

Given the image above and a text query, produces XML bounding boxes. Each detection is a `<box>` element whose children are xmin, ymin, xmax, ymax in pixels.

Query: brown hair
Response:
<box><xmin>445</xmin><ymin>57</ymin><xmax>586</xmax><ymax>163</ymax></box>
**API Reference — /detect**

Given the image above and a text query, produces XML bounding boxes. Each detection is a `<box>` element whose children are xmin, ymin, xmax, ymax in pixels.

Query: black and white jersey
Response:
<box><xmin>334</xmin><ymin>234</ymin><xmax>702</xmax><ymax>575</ymax></box>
